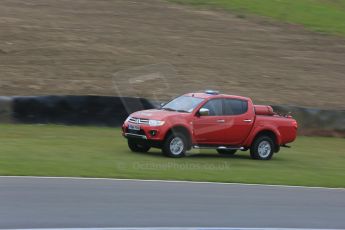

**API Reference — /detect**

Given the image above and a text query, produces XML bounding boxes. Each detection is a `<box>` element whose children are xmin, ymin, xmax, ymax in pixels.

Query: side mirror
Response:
<box><xmin>198</xmin><ymin>108</ymin><xmax>209</xmax><ymax>116</ymax></box>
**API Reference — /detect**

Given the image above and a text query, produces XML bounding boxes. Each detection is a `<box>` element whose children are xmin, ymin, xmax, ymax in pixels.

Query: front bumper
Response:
<box><xmin>122</xmin><ymin>124</ymin><xmax>164</xmax><ymax>148</ymax></box>
<box><xmin>122</xmin><ymin>121</ymin><xmax>166</xmax><ymax>141</ymax></box>
<box><xmin>124</xmin><ymin>132</ymin><xmax>147</xmax><ymax>140</ymax></box>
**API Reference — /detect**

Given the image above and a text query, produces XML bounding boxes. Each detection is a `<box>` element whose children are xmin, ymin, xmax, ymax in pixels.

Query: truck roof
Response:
<box><xmin>184</xmin><ymin>92</ymin><xmax>250</xmax><ymax>101</ymax></box>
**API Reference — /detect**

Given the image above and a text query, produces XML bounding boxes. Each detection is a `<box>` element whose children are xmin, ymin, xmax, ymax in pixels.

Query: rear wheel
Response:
<box><xmin>128</xmin><ymin>139</ymin><xmax>150</xmax><ymax>153</ymax></box>
<box><xmin>217</xmin><ymin>149</ymin><xmax>237</xmax><ymax>155</ymax></box>
<box><xmin>162</xmin><ymin>132</ymin><xmax>187</xmax><ymax>158</ymax></box>
<box><xmin>250</xmin><ymin>136</ymin><xmax>274</xmax><ymax>160</ymax></box>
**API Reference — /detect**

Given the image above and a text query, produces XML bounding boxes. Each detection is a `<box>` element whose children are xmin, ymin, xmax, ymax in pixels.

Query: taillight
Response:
<box><xmin>292</xmin><ymin>120</ymin><xmax>298</xmax><ymax>129</ymax></box>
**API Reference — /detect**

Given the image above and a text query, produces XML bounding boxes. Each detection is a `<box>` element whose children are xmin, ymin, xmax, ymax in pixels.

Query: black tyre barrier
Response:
<box><xmin>11</xmin><ymin>96</ymin><xmax>155</xmax><ymax>126</ymax></box>
<box><xmin>272</xmin><ymin>105</ymin><xmax>345</xmax><ymax>136</ymax></box>
<box><xmin>0</xmin><ymin>96</ymin><xmax>344</xmax><ymax>137</ymax></box>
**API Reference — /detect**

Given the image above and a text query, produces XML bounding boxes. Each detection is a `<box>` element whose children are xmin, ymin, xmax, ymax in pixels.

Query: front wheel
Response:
<box><xmin>128</xmin><ymin>139</ymin><xmax>150</xmax><ymax>153</ymax></box>
<box><xmin>162</xmin><ymin>133</ymin><xmax>187</xmax><ymax>158</ymax></box>
<box><xmin>250</xmin><ymin>136</ymin><xmax>274</xmax><ymax>160</ymax></box>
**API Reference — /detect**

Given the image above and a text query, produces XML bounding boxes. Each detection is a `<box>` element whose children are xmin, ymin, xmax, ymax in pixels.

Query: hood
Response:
<box><xmin>130</xmin><ymin>109</ymin><xmax>189</xmax><ymax>120</ymax></box>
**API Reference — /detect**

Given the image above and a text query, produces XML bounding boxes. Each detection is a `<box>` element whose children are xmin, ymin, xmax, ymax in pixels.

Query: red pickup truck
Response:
<box><xmin>122</xmin><ymin>90</ymin><xmax>297</xmax><ymax>160</ymax></box>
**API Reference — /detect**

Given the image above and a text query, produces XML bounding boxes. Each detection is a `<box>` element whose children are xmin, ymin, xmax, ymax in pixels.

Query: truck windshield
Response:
<box><xmin>162</xmin><ymin>96</ymin><xmax>204</xmax><ymax>113</ymax></box>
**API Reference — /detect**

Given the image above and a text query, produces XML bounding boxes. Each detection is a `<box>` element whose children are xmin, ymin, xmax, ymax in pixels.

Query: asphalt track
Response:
<box><xmin>0</xmin><ymin>177</ymin><xmax>344</xmax><ymax>229</ymax></box>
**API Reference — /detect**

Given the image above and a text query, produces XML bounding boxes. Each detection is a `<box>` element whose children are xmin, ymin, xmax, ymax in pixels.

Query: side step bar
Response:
<box><xmin>193</xmin><ymin>145</ymin><xmax>245</xmax><ymax>150</ymax></box>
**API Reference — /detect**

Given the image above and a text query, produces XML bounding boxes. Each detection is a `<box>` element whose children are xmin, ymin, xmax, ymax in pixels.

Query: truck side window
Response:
<box><xmin>202</xmin><ymin>99</ymin><xmax>223</xmax><ymax>116</ymax></box>
<box><xmin>223</xmin><ymin>99</ymin><xmax>248</xmax><ymax>115</ymax></box>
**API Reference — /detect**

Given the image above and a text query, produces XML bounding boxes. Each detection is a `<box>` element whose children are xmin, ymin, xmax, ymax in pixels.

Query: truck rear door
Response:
<box><xmin>222</xmin><ymin>98</ymin><xmax>254</xmax><ymax>145</ymax></box>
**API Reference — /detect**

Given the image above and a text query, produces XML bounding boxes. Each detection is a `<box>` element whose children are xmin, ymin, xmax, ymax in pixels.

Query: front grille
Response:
<box><xmin>128</xmin><ymin>117</ymin><xmax>149</xmax><ymax>125</ymax></box>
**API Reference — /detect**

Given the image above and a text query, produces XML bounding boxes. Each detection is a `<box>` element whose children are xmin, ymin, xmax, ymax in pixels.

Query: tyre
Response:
<box><xmin>162</xmin><ymin>132</ymin><xmax>187</xmax><ymax>158</ymax></box>
<box><xmin>250</xmin><ymin>136</ymin><xmax>274</xmax><ymax>160</ymax></box>
<box><xmin>217</xmin><ymin>149</ymin><xmax>237</xmax><ymax>155</ymax></box>
<box><xmin>128</xmin><ymin>139</ymin><xmax>150</xmax><ymax>153</ymax></box>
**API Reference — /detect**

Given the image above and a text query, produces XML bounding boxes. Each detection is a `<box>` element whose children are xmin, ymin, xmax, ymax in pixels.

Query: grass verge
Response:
<box><xmin>169</xmin><ymin>0</ymin><xmax>345</xmax><ymax>36</ymax></box>
<box><xmin>0</xmin><ymin>124</ymin><xmax>344</xmax><ymax>188</ymax></box>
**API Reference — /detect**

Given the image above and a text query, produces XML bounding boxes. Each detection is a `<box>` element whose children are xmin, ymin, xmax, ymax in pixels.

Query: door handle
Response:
<box><xmin>217</xmin><ymin>119</ymin><xmax>225</xmax><ymax>123</ymax></box>
<box><xmin>243</xmin><ymin>119</ymin><xmax>252</xmax><ymax>122</ymax></box>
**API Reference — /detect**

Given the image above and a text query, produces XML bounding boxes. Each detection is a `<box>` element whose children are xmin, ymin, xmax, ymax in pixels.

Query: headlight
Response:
<box><xmin>149</xmin><ymin>120</ymin><xmax>165</xmax><ymax>127</ymax></box>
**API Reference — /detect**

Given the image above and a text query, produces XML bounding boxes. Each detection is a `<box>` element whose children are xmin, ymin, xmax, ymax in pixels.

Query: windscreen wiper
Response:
<box><xmin>162</xmin><ymin>107</ymin><xmax>176</xmax><ymax>111</ymax></box>
<box><xmin>176</xmin><ymin>109</ymin><xmax>189</xmax><ymax>113</ymax></box>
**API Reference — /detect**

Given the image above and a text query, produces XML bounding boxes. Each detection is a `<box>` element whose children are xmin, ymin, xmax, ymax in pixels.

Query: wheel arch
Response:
<box><xmin>250</xmin><ymin>129</ymin><xmax>281</xmax><ymax>153</ymax></box>
<box><xmin>164</xmin><ymin>125</ymin><xmax>192</xmax><ymax>150</ymax></box>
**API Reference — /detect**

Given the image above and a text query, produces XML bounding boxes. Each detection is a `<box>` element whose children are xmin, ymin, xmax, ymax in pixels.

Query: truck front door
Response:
<box><xmin>193</xmin><ymin>98</ymin><xmax>228</xmax><ymax>144</ymax></box>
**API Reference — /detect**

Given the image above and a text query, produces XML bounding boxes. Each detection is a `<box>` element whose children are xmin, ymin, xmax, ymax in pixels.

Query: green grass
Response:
<box><xmin>0</xmin><ymin>124</ymin><xmax>344</xmax><ymax>188</ymax></box>
<box><xmin>169</xmin><ymin>0</ymin><xmax>345</xmax><ymax>36</ymax></box>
